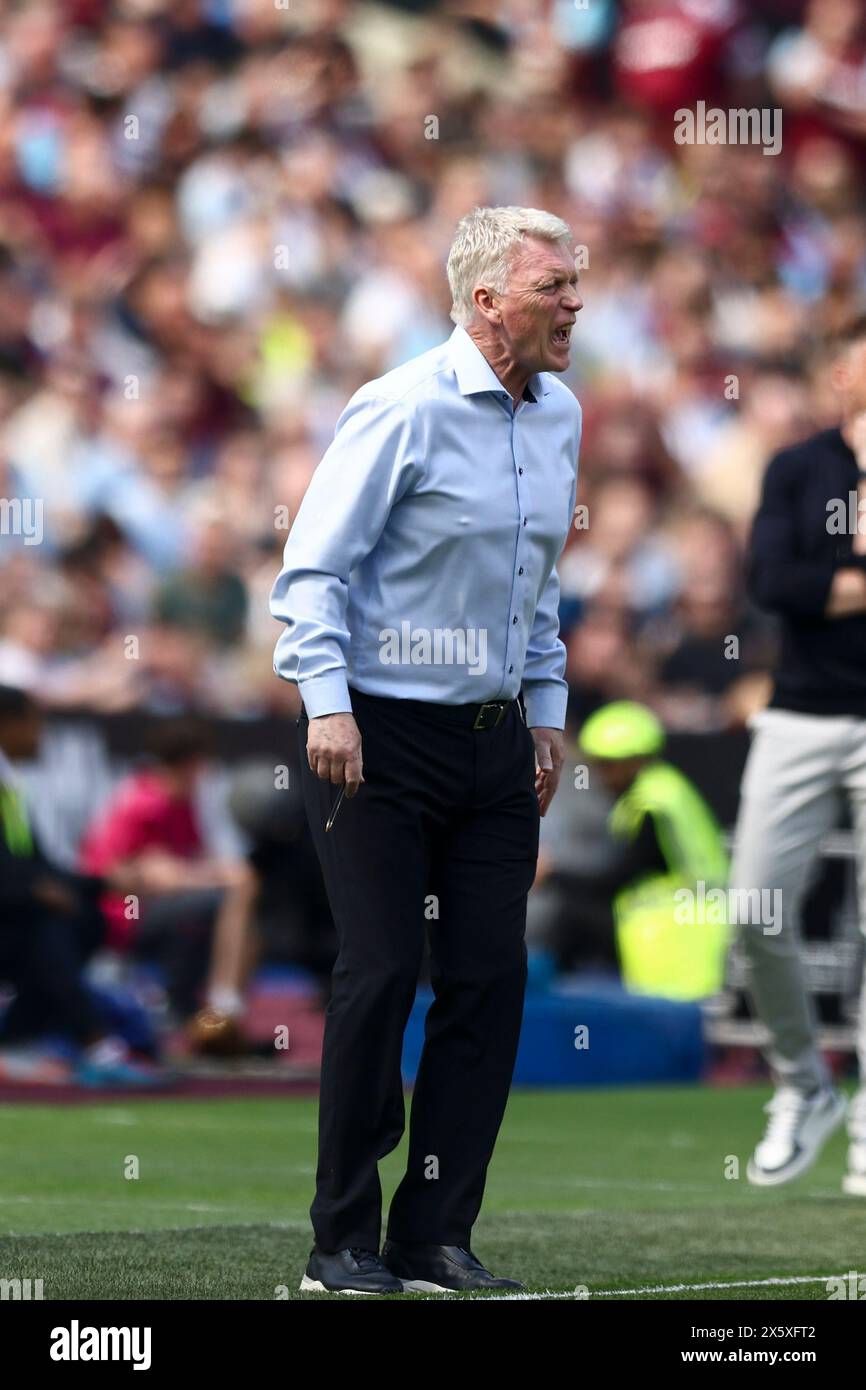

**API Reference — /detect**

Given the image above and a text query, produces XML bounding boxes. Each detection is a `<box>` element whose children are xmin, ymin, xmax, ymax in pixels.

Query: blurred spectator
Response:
<box><xmin>153</xmin><ymin>514</ymin><xmax>248</xmax><ymax>649</ymax></box>
<box><xmin>79</xmin><ymin>716</ymin><xmax>260</xmax><ymax>1053</ymax></box>
<box><xmin>542</xmin><ymin>700</ymin><xmax>730</xmax><ymax>1000</ymax></box>
<box><xmin>644</xmin><ymin>509</ymin><xmax>779</xmax><ymax>728</ymax></box>
<box><xmin>560</xmin><ymin>476</ymin><xmax>680</xmax><ymax>621</ymax></box>
<box><xmin>767</xmin><ymin>0</ymin><xmax>866</xmax><ymax>145</ymax></box>
<box><xmin>0</xmin><ymin>0</ymin><xmax>865</xmax><ymax>1053</ymax></box>
<box><xmin>227</xmin><ymin>759</ymin><xmax>336</xmax><ymax>992</ymax></box>
<box><xmin>695</xmin><ymin>366</ymin><xmax>813</xmax><ymax>531</ymax></box>
<box><xmin>0</xmin><ymin>0</ymin><xmax>861</xmax><ymax>733</ymax></box>
<box><xmin>0</xmin><ymin>684</ymin><xmax>161</xmax><ymax>1085</ymax></box>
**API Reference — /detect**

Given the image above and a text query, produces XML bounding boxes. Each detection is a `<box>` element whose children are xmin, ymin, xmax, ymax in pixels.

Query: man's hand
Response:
<box><xmin>530</xmin><ymin>726</ymin><xmax>565</xmax><ymax>817</ymax></box>
<box><xmin>307</xmin><ymin>712</ymin><xmax>364</xmax><ymax>795</ymax></box>
<box><xmin>826</xmin><ymin>567</ymin><xmax>866</xmax><ymax>617</ymax></box>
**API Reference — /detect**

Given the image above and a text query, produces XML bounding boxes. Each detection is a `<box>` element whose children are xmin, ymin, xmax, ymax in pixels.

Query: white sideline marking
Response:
<box><xmin>593</xmin><ymin>1274</ymin><xmax>833</xmax><ymax>1297</ymax></box>
<box><xmin>503</xmin><ymin>1175</ymin><xmax>853</xmax><ymax>1196</ymax></box>
<box><xmin>467</xmin><ymin>1274</ymin><xmax>834</xmax><ymax>1300</ymax></box>
<box><xmin>5</xmin><ymin>1220</ymin><xmax>312</xmax><ymax>1240</ymax></box>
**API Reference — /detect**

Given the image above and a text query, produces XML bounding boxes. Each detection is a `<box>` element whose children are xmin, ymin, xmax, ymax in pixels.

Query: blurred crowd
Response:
<box><xmin>0</xmin><ymin>0</ymin><xmax>865</xmax><ymax>734</ymax></box>
<box><xmin>1</xmin><ymin>0</ymin><xmax>865</xmax><ymax>1070</ymax></box>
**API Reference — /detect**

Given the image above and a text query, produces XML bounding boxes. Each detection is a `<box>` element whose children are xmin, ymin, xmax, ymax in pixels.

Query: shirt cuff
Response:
<box><xmin>298</xmin><ymin>671</ymin><xmax>354</xmax><ymax>719</ymax></box>
<box><xmin>522</xmin><ymin>680</ymin><xmax>568</xmax><ymax>730</ymax></box>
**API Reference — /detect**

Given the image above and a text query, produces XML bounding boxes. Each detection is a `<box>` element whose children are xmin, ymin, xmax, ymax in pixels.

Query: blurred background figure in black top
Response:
<box><xmin>0</xmin><ymin>685</ymin><xmax>163</xmax><ymax>1086</ymax></box>
<box><xmin>732</xmin><ymin>316</ymin><xmax>866</xmax><ymax>1191</ymax></box>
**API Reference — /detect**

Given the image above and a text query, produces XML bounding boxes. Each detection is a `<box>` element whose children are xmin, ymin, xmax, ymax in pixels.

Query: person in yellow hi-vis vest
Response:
<box><xmin>577</xmin><ymin>701</ymin><xmax>730</xmax><ymax>1001</ymax></box>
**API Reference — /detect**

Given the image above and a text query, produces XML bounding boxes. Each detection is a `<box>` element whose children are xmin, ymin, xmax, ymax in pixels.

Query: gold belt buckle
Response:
<box><xmin>473</xmin><ymin>701</ymin><xmax>507</xmax><ymax>731</ymax></box>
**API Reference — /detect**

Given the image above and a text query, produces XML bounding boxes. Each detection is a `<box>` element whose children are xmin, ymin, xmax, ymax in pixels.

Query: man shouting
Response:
<box><xmin>271</xmin><ymin>206</ymin><xmax>583</xmax><ymax>1294</ymax></box>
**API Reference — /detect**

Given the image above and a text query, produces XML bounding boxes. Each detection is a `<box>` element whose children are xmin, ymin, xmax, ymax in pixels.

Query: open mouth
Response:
<box><xmin>551</xmin><ymin>325</ymin><xmax>572</xmax><ymax>346</ymax></box>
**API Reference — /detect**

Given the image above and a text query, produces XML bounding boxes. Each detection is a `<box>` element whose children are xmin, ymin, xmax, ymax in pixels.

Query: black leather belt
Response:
<box><xmin>349</xmin><ymin>688</ymin><xmax>513</xmax><ymax>731</ymax></box>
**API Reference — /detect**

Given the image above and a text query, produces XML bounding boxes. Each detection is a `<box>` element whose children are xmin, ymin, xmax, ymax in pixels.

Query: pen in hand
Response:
<box><xmin>325</xmin><ymin>784</ymin><xmax>347</xmax><ymax>833</ymax></box>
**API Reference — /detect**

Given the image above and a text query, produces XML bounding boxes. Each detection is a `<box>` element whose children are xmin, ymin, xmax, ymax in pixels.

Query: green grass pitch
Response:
<box><xmin>0</xmin><ymin>1084</ymin><xmax>860</xmax><ymax>1300</ymax></box>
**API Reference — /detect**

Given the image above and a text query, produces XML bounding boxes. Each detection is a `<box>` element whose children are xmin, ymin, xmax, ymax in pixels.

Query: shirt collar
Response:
<box><xmin>448</xmin><ymin>325</ymin><xmax>548</xmax><ymax>405</ymax></box>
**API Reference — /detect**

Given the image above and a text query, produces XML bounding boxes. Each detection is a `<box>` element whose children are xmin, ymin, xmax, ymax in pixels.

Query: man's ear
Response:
<box><xmin>472</xmin><ymin>285</ymin><xmax>501</xmax><ymax>325</ymax></box>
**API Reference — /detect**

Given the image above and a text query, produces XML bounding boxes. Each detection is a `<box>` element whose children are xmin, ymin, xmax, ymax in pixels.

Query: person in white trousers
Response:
<box><xmin>733</xmin><ymin>316</ymin><xmax>866</xmax><ymax>1190</ymax></box>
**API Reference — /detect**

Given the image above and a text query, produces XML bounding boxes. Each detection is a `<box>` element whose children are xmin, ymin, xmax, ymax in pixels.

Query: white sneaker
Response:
<box><xmin>747</xmin><ymin>1086</ymin><xmax>847</xmax><ymax>1187</ymax></box>
<box><xmin>842</xmin><ymin>1142</ymin><xmax>866</xmax><ymax>1196</ymax></box>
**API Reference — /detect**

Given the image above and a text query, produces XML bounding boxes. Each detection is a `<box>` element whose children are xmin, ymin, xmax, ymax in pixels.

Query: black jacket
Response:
<box><xmin>747</xmin><ymin>427</ymin><xmax>866</xmax><ymax>715</ymax></box>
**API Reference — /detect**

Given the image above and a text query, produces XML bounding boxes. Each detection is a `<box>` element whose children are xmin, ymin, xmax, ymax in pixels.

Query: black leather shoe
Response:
<box><xmin>299</xmin><ymin>1246</ymin><xmax>405</xmax><ymax>1295</ymax></box>
<box><xmin>382</xmin><ymin>1241</ymin><xmax>525</xmax><ymax>1292</ymax></box>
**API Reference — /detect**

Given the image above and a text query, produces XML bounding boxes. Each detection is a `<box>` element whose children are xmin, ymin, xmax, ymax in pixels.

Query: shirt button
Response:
<box><xmin>523</xmin><ymin>517</ymin><xmax>527</xmax><ymax>526</ymax></box>
<box><xmin>512</xmin><ymin>615</ymin><xmax>518</xmax><ymax>624</ymax></box>
<box><xmin>518</xmin><ymin>566</ymin><xmax>524</xmax><ymax>575</ymax></box>
<box><xmin>508</xmin><ymin>665</ymin><xmax>514</xmax><ymax>674</ymax></box>
<box><xmin>518</xmin><ymin>467</ymin><xmax>523</xmax><ymax>475</ymax></box>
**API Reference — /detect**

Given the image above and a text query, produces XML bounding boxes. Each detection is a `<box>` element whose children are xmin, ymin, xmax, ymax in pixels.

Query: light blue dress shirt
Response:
<box><xmin>270</xmin><ymin>324</ymin><xmax>582</xmax><ymax>728</ymax></box>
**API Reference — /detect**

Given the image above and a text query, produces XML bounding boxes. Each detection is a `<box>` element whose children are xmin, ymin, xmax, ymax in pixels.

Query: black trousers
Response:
<box><xmin>298</xmin><ymin>687</ymin><xmax>539</xmax><ymax>1252</ymax></box>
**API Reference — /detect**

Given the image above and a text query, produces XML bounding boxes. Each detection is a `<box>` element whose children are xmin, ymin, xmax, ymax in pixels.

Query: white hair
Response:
<box><xmin>446</xmin><ymin>206</ymin><xmax>574</xmax><ymax>328</ymax></box>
